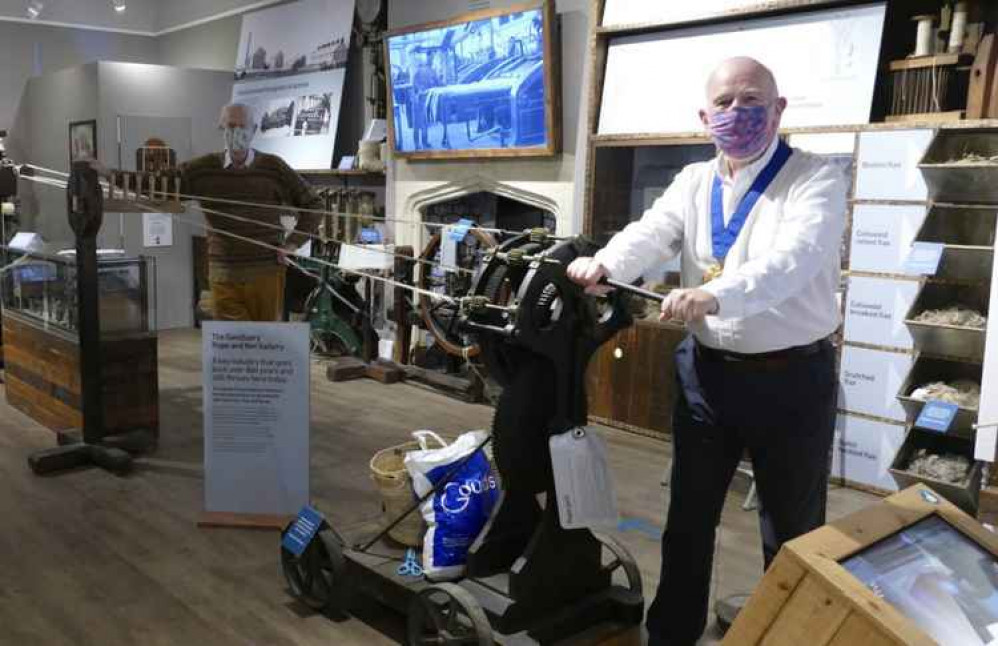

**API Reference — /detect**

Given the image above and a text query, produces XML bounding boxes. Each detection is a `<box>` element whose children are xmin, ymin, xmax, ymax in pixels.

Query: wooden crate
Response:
<box><xmin>725</xmin><ymin>484</ymin><xmax>998</xmax><ymax>645</ymax></box>
<box><xmin>2</xmin><ymin>311</ymin><xmax>159</xmax><ymax>436</ymax></box>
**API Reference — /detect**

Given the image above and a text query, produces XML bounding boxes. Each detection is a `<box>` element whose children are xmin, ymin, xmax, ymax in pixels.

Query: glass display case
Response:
<box><xmin>0</xmin><ymin>245</ymin><xmax>156</xmax><ymax>337</ymax></box>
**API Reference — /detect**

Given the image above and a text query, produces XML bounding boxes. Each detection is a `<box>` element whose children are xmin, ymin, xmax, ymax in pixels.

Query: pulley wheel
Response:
<box><xmin>593</xmin><ymin>532</ymin><xmax>643</xmax><ymax>596</ymax></box>
<box><xmin>280</xmin><ymin>526</ymin><xmax>348</xmax><ymax>615</ymax></box>
<box><xmin>417</xmin><ymin>228</ymin><xmax>496</xmax><ymax>357</ymax></box>
<box><xmin>407</xmin><ymin>582</ymin><xmax>494</xmax><ymax>646</ymax></box>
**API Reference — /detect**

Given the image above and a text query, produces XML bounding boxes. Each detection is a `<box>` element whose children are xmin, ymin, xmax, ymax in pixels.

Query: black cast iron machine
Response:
<box><xmin>280</xmin><ymin>231</ymin><xmax>646</xmax><ymax>644</ymax></box>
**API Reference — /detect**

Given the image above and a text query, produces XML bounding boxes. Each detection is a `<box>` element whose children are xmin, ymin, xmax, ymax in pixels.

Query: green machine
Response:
<box><xmin>301</xmin><ymin>255</ymin><xmax>373</xmax><ymax>357</ymax></box>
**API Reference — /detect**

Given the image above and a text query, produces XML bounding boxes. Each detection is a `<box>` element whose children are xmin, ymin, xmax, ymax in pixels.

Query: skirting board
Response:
<box><xmin>197</xmin><ymin>511</ymin><xmax>294</xmax><ymax>530</ymax></box>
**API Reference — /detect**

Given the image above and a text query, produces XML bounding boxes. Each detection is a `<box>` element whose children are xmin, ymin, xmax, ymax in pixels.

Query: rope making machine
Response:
<box><xmin>279</xmin><ymin>231</ymin><xmax>647</xmax><ymax>645</ymax></box>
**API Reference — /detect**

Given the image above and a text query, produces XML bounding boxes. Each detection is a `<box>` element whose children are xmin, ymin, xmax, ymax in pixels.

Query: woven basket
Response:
<box><xmin>369</xmin><ymin>431</ymin><xmax>446</xmax><ymax>546</ymax></box>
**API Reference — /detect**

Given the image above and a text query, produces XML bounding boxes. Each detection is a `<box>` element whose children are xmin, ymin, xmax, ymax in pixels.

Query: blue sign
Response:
<box><xmin>281</xmin><ymin>505</ymin><xmax>324</xmax><ymax>556</ymax></box>
<box><xmin>387</xmin><ymin>7</ymin><xmax>549</xmax><ymax>153</ymax></box>
<box><xmin>903</xmin><ymin>242</ymin><xmax>944</xmax><ymax>276</ymax></box>
<box><xmin>448</xmin><ymin>218</ymin><xmax>474</xmax><ymax>242</ymax></box>
<box><xmin>915</xmin><ymin>400</ymin><xmax>959</xmax><ymax>433</ymax></box>
<box><xmin>359</xmin><ymin>227</ymin><xmax>382</xmax><ymax>243</ymax></box>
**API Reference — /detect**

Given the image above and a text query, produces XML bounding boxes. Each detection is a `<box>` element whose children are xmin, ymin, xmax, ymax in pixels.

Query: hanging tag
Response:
<box><xmin>903</xmin><ymin>242</ymin><xmax>944</xmax><ymax>275</ymax></box>
<box><xmin>549</xmin><ymin>427</ymin><xmax>619</xmax><ymax>530</ymax></box>
<box><xmin>449</xmin><ymin>218</ymin><xmax>474</xmax><ymax>242</ymax></box>
<box><xmin>914</xmin><ymin>400</ymin><xmax>959</xmax><ymax>433</ymax></box>
<box><xmin>281</xmin><ymin>505</ymin><xmax>324</xmax><ymax>556</ymax></box>
<box><xmin>441</xmin><ymin>226</ymin><xmax>458</xmax><ymax>272</ymax></box>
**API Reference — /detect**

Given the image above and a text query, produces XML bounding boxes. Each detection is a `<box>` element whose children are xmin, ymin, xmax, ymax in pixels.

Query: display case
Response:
<box><xmin>0</xmin><ymin>247</ymin><xmax>154</xmax><ymax>338</ymax></box>
<box><xmin>0</xmin><ymin>245</ymin><xmax>159</xmax><ymax>436</ymax></box>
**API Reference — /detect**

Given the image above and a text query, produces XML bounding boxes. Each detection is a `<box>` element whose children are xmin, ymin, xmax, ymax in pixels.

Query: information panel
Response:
<box><xmin>203</xmin><ymin>322</ymin><xmax>310</xmax><ymax>516</ymax></box>
<box><xmin>832</xmin><ymin>413</ymin><xmax>905</xmax><ymax>492</ymax></box>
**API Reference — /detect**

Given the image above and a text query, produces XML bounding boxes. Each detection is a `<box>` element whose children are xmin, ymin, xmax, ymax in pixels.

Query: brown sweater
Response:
<box><xmin>178</xmin><ymin>151</ymin><xmax>323</xmax><ymax>280</ymax></box>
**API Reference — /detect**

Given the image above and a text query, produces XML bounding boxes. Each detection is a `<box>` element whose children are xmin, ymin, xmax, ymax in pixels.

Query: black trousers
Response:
<box><xmin>646</xmin><ymin>335</ymin><xmax>837</xmax><ymax>645</ymax></box>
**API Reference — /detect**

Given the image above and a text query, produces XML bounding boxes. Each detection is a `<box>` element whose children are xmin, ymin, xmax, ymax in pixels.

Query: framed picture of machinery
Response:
<box><xmin>384</xmin><ymin>0</ymin><xmax>561</xmax><ymax>160</ymax></box>
<box><xmin>68</xmin><ymin>119</ymin><xmax>97</xmax><ymax>164</ymax></box>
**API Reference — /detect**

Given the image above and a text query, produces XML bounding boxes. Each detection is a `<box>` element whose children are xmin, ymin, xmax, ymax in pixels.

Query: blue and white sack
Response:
<box><xmin>404</xmin><ymin>430</ymin><xmax>499</xmax><ymax>580</ymax></box>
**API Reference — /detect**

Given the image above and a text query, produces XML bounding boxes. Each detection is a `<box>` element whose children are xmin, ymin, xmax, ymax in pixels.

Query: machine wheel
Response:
<box><xmin>407</xmin><ymin>582</ymin><xmax>494</xmax><ymax>646</ymax></box>
<box><xmin>417</xmin><ymin>228</ymin><xmax>496</xmax><ymax>357</ymax></box>
<box><xmin>593</xmin><ymin>532</ymin><xmax>643</xmax><ymax>597</ymax></box>
<box><xmin>280</xmin><ymin>526</ymin><xmax>348</xmax><ymax>614</ymax></box>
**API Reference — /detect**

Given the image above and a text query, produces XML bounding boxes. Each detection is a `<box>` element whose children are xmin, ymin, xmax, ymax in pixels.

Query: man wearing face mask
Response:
<box><xmin>177</xmin><ymin>103</ymin><xmax>323</xmax><ymax>321</ymax></box>
<box><xmin>568</xmin><ymin>57</ymin><xmax>846</xmax><ymax>645</ymax></box>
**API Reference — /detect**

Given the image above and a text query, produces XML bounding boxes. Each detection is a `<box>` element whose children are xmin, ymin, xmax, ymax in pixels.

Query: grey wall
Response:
<box><xmin>14</xmin><ymin>62</ymin><xmax>99</xmax><ymax>242</ymax></box>
<box><xmin>157</xmin><ymin>15</ymin><xmax>243</xmax><ymax>70</ymax></box>
<box><xmin>0</xmin><ymin>21</ymin><xmax>157</xmax><ymax>131</ymax></box>
<box><xmin>97</xmin><ymin>61</ymin><xmax>234</xmax><ymax>162</ymax></box>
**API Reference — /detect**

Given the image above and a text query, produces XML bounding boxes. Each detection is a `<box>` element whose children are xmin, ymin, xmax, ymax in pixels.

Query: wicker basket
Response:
<box><xmin>369</xmin><ymin>431</ymin><xmax>446</xmax><ymax>546</ymax></box>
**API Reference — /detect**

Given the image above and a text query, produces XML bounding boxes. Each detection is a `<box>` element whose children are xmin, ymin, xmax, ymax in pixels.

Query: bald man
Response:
<box><xmin>569</xmin><ymin>57</ymin><xmax>846</xmax><ymax>644</ymax></box>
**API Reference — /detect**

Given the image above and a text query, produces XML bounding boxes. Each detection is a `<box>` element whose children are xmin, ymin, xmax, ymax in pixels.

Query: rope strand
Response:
<box><xmin>13</xmin><ymin>164</ymin><xmax>559</xmax><ymax>240</ymax></box>
<box><xmin>129</xmin><ymin>201</ymin><xmax>459</xmax><ymax>304</ymax></box>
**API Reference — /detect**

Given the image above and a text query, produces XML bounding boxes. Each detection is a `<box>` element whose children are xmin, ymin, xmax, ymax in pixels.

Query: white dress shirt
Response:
<box><xmin>594</xmin><ymin>136</ymin><xmax>847</xmax><ymax>354</ymax></box>
<box><xmin>223</xmin><ymin>148</ymin><xmax>256</xmax><ymax>168</ymax></box>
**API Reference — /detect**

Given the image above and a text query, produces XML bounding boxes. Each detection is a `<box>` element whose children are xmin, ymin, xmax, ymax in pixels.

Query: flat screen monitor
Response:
<box><xmin>385</xmin><ymin>2</ymin><xmax>557</xmax><ymax>159</ymax></box>
<box><xmin>842</xmin><ymin>514</ymin><xmax>998</xmax><ymax>645</ymax></box>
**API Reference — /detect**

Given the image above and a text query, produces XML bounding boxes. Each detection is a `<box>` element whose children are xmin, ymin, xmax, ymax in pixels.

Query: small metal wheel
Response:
<box><xmin>407</xmin><ymin>582</ymin><xmax>494</xmax><ymax>646</ymax></box>
<box><xmin>280</xmin><ymin>526</ymin><xmax>348</xmax><ymax>614</ymax></box>
<box><xmin>593</xmin><ymin>532</ymin><xmax>643</xmax><ymax>597</ymax></box>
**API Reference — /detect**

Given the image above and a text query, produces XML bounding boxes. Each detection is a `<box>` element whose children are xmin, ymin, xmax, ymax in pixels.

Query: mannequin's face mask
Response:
<box><xmin>223</xmin><ymin>126</ymin><xmax>254</xmax><ymax>154</ymax></box>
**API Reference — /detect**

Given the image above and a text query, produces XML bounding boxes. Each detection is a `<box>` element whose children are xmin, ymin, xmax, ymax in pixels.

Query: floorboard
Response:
<box><xmin>0</xmin><ymin>329</ymin><xmax>880</xmax><ymax>645</ymax></box>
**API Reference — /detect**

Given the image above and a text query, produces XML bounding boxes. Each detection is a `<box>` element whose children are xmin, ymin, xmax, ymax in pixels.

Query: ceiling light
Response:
<box><xmin>26</xmin><ymin>1</ymin><xmax>43</xmax><ymax>19</ymax></box>
<box><xmin>111</xmin><ymin>0</ymin><xmax>126</xmax><ymax>13</ymax></box>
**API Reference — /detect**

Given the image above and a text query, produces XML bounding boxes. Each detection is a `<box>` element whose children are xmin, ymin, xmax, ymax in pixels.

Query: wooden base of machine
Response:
<box><xmin>402</xmin><ymin>364</ymin><xmax>484</xmax><ymax>402</ymax></box>
<box><xmin>326</xmin><ymin>357</ymin><xmax>404</xmax><ymax>384</ymax></box>
<box><xmin>1</xmin><ymin>312</ymin><xmax>159</xmax><ymax>436</ymax></box>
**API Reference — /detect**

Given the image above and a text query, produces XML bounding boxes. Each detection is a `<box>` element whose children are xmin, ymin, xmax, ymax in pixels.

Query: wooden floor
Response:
<box><xmin>0</xmin><ymin>329</ymin><xmax>880</xmax><ymax>645</ymax></box>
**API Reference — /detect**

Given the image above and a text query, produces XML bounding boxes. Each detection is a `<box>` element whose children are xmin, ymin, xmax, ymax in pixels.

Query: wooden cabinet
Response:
<box><xmin>2</xmin><ymin>312</ymin><xmax>159</xmax><ymax>436</ymax></box>
<box><xmin>586</xmin><ymin>319</ymin><xmax>686</xmax><ymax>438</ymax></box>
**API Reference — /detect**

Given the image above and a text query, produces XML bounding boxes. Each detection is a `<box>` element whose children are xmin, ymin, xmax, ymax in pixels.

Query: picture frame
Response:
<box><xmin>68</xmin><ymin>119</ymin><xmax>97</xmax><ymax>164</ymax></box>
<box><xmin>384</xmin><ymin>0</ymin><xmax>561</xmax><ymax>160</ymax></box>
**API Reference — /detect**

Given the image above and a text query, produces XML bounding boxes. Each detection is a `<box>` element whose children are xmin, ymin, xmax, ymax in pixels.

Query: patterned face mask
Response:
<box><xmin>707</xmin><ymin>105</ymin><xmax>772</xmax><ymax>161</ymax></box>
<box><xmin>223</xmin><ymin>126</ymin><xmax>254</xmax><ymax>154</ymax></box>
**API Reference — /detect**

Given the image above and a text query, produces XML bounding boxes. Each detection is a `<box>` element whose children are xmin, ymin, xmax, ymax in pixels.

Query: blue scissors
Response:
<box><xmin>397</xmin><ymin>548</ymin><xmax>424</xmax><ymax>577</ymax></box>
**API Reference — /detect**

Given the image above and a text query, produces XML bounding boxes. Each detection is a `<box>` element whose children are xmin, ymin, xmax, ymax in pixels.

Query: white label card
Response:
<box><xmin>849</xmin><ymin>204</ymin><xmax>926</xmax><ymax>275</ymax></box>
<box><xmin>142</xmin><ymin>213</ymin><xmax>173</xmax><ymax>248</ymax></box>
<box><xmin>854</xmin><ymin>129</ymin><xmax>933</xmax><ymax>201</ymax></box>
<box><xmin>831</xmin><ymin>414</ymin><xmax>905</xmax><ymax>492</ymax></box>
<box><xmin>843</xmin><ymin>276</ymin><xmax>919</xmax><ymax>350</ymax></box>
<box><xmin>838</xmin><ymin>345</ymin><xmax>913</xmax><ymax>422</ymax></box>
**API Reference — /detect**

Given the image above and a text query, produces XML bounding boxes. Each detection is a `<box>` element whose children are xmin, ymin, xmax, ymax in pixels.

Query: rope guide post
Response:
<box><xmin>27</xmin><ymin>161</ymin><xmax>156</xmax><ymax>476</ymax></box>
